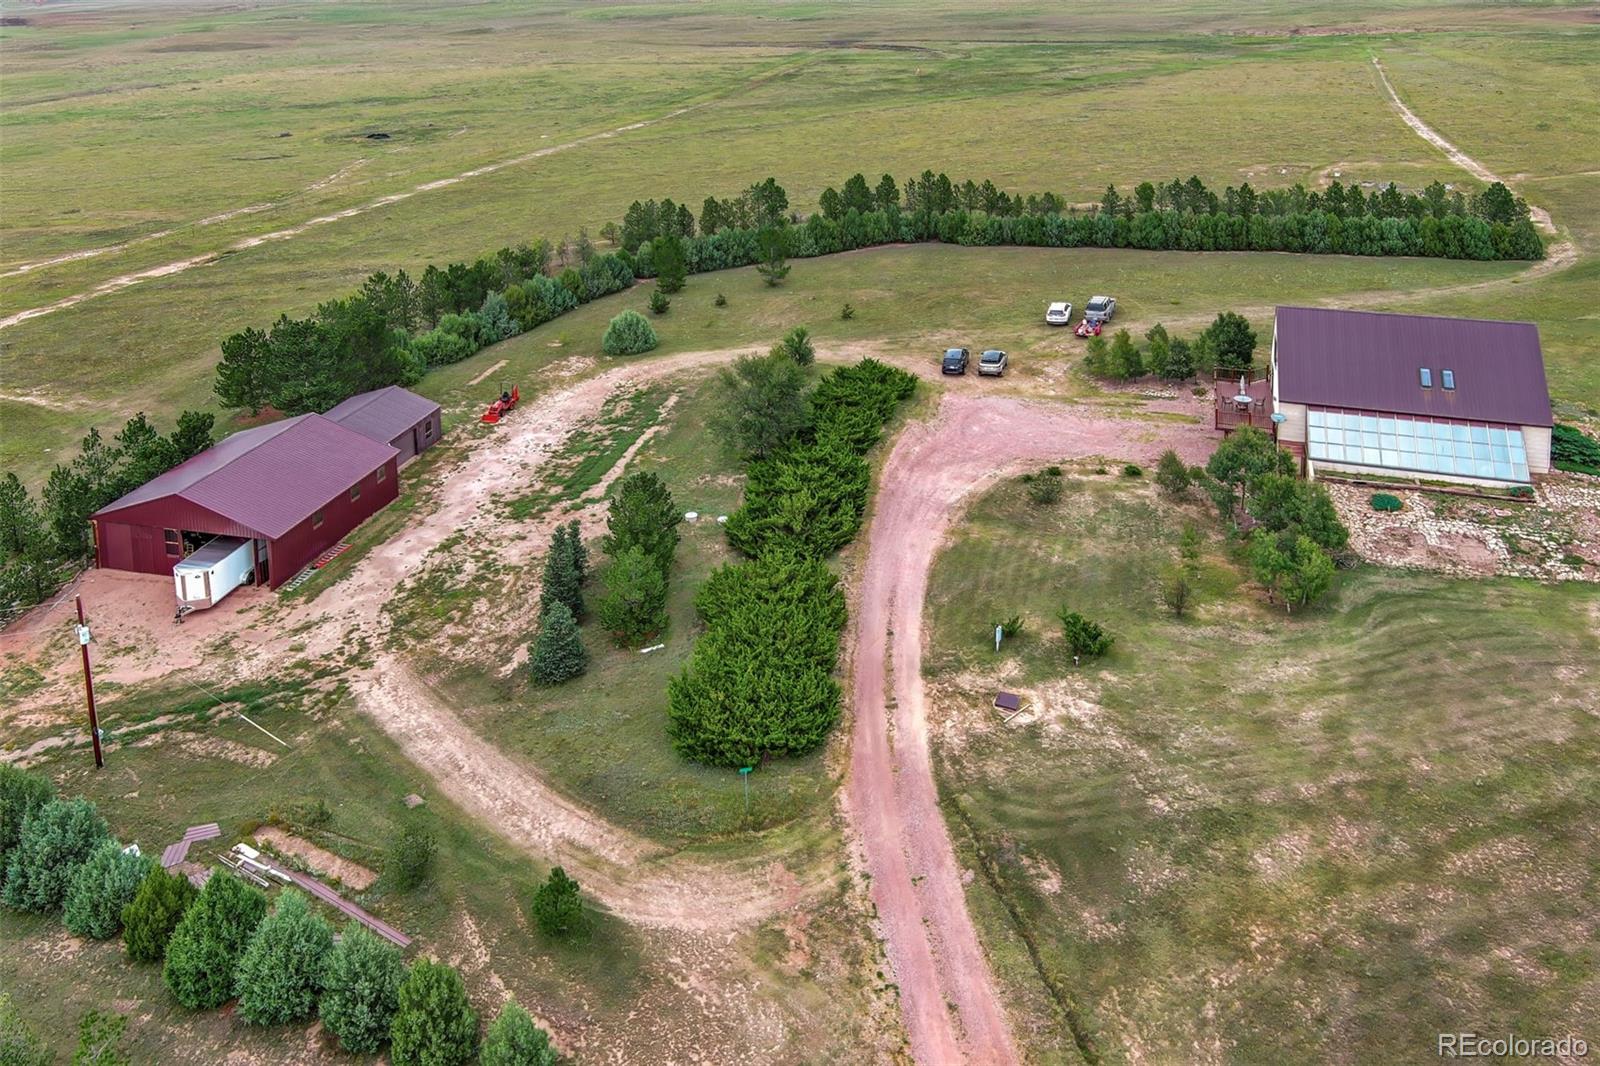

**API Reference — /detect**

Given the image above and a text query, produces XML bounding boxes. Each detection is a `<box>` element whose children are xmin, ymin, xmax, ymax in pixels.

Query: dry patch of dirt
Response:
<box><xmin>1328</xmin><ymin>475</ymin><xmax>1600</xmax><ymax>582</ymax></box>
<box><xmin>253</xmin><ymin>826</ymin><xmax>377</xmax><ymax>891</ymax></box>
<box><xmin>137</xmin><ymin>730</ymin><xmax>278</xmax><ymax>769</ymax></box>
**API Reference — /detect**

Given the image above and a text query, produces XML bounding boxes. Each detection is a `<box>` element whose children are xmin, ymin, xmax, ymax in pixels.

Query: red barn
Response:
<box><xmin>323</xmin><ymin>385</ymin><xmax>443</xmax><ymax>466</ymax></box>
<box><xmin>91</xmin><ymin>414</ymin><xmax>399</xmax><ymax>588</ymax></box>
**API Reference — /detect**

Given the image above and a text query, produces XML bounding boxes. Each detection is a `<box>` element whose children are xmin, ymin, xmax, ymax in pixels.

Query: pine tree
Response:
<box><xmin>63</xmin><ymin>839</ymin><xmax>151</xmax><ymax>940</ymax></box>
<box><xmin>602</xmin><ymin>473</ymin><xmax>679</xmax><ymax>574</ymax></box>
<box><xmin>530</xmin><ymin>602</ymin><xmax>587</xmax><ymax>684</ymax></box>
<box><xmin>530</xmin><ymin>867</ymin><xmax>586</xmax><ymax>939</ymax></box>
<box><xmin>390</xmin><ymin>960</ymin><xmax>478</xmax><ymax>1066</ymax></box>
<box><xmin>121</xmin><ymin>867</ymin><xmax>198</xmax><ymax>963</ymax></box>
<box><xmin>162</xmin><ymin>872</ymin><xmax>268</xmax><ymax>1009</ymax></box>
<box><xmin>1108</xmin><ymin>328</ymin><xmax>1143</xmax><ymax>379</ymax></box>
<box><xmin>234</xmin><ymin>890</ymin><xmax>334</xmax><ymax>1026</ymax></box>
<box><xmin>482</xmin><ymin>1001</ymin><xmax>557</xmax><ymax>1066</ymax></box>
<box><xmin>597</xmin><ymin>547</ymin><xmax>668</xmax><ymax>645</ymax></box>
<box><xmin>538</xmin><ymin>524</ymin><xmax>584</xmax><ymax>619</ymax></box>
<box><xmin>320</xmin><ymin>925</ymin><xmax>406</xmax><ymax>1054</ymax></box>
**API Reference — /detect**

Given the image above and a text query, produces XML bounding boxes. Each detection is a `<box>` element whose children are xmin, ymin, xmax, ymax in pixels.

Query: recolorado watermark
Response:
<box><xmin>1439</xmin><ymin>1033</ymin><xmax>1588</xmax><ymax>1058</ymax></box>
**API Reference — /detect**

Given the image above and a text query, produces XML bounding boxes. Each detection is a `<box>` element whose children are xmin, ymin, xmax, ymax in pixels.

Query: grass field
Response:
<box><xmin>3</xmin><ymin>2</ymin><xmax>1598</xmax><ymax>1061</ymax></box>
<box><xmin>3</xmin><ymin>0</ymin><xmax>1595</xmax><ymax>484</ymax></box>
<box><xmin>924</xmin><ymin>471</ymin><xmax>1600</xmax><ymax>1062</ymax></box>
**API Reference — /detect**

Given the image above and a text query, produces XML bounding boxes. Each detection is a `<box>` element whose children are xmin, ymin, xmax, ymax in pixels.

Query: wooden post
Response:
<box><xmin>75</xmin><ymin>596</ymin><xmax>104</xmax><ymax>769</ymax></box>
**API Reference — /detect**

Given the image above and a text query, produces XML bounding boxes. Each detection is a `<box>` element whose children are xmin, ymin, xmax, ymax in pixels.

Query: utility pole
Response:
<box><xmin>75</xmin><ymin>596</ymin><xmax>104</xmax><ymax>769</ymax></box>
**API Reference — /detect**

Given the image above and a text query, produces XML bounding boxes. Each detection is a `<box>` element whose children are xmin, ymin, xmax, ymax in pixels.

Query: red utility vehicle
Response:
<box><xmin>481</xmin><ymin>385</ymin><xmax>520</xmax><ymax>425</ymax></box>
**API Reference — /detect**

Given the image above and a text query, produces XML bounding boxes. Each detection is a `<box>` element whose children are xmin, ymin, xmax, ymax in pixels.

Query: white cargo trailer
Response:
<box><xmin>173</xmin><ymin>536</ymin><xmax>255</xmax><ymax>615</ymax></box>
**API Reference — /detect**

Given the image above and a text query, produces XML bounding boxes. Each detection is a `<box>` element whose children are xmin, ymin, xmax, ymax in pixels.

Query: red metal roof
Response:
<box><xmin>323</xmin><ymin>385</ymin><xmax>440</xmax><ymax>445</ymax></box>
<box><xmin>93</xmin><ymin>415</ymin><xmax>398</xmax><ymax>539</ymax></box>
<box><xmin>1274</xmin><ymin>306</ymin><xmax>1552</xmax><ymax>427</ymax></box>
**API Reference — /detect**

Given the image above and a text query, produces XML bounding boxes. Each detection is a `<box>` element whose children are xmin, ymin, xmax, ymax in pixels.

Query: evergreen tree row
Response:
<box><xmin>0</xmin><ymin>765</ymin><xmax>558</xmax><ymax>1065</ymax></box>
<box><xmin>669</xmin><ymin>358</ymin><xmax>917</xmax><ymax>767</ymax></box>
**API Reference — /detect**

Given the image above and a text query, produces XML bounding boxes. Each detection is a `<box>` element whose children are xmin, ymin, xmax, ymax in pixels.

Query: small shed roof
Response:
<box><xmin>1274</xmin><ymin>306</ymin><xmax>1552</xmax><ymax>426</ymax></box>
<box><xmin>323</xmin><ymin>385</ymin><xmax>441</xmax><ymax>445</ymax></box>
<box><xmin>94</xmin><ymin>415</ymin><xmax>397</xmax><ymax>539</ymax></box>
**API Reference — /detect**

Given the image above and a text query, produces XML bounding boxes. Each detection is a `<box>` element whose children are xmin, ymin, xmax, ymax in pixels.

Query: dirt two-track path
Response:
<box><xmin>847</xmin><ymin>395</ymin><xmax>1213</xmax><ymax>1064</ymax></box>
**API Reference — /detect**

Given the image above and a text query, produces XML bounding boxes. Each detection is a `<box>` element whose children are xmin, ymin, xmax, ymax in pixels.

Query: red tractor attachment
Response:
<box><xmin>481</xmin><ymin>385</ymin><xmax>520</xmax><ymax>425</ymax></box>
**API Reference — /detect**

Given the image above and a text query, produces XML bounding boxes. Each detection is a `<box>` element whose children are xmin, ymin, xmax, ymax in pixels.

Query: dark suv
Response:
<box><xmin>942</xmin><ymin>347</ymin><xmax>970</xmax><ymax>375</ymax></box>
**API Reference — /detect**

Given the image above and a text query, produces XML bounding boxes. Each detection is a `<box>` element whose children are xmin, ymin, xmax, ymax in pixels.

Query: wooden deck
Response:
<box><xmin>1214</xmin><ymin>372</ymin><xmax>1273</xmax><ymax>433</ymax></box>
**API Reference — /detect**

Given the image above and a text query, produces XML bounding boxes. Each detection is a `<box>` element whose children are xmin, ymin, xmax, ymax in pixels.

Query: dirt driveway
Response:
<box><xmin>846</xmin><ymin>393</ymin><xmax>1213</xmax><ymax>1064</ymax></box>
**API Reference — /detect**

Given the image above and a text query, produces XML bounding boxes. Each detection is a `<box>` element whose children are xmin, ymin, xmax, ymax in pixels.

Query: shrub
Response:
<box><xmin>1179</xmin><ymin>523</ymin><xmax>1203</xmax><ymax>575</ymax></box>
<box><xmin>0</xmin><ymin>765</ymin><xmax>53</xmax><ymax>879</ymax></box>
<box><xmin>725</xmin><ymin>441</ymin><xmax>870</xmax><ymax>558</ymax></box>
<box><xmin>1155</xmin><ymin>450</ymin><xmax>1191</xmax><ymax>495</ymax></box>
<box><xmin>235</xmin><ymin>889</ymin><xmax>335</xmax><ymax>1026</ymax></box>
<box><xmin>73</xmin><ymin>1008</ymin><xmax>128</xmax><ymax>1066</ymax></box>
<box><xmin>1026</xmin><ymin>477</ymin><xmax>1062</xmax><ymax>506</ymax></box>
<box><xmin>647</xmin><ymin>289</ymin><xmax>671</xmax><ymax>315</ymax></box>
<box><xmin>1508</xmin><ymin>485</ymin><xmax>1535</xmax><ymax>499</ymax></box>
<box><xmin>669</xmin><ymin>553</ymin><xmax>846</xmax><ymax>766</ymax></box>
<box><xmin>163</xmin><ymin>872</ymin><xmax>269</xmax><ymax>1009</ymax></box>
<box><xmin>714</xmin><ymin>292</ymin><xmax>728</xmax><ymax>308</ymax></box>
<box><xmin>1552</xmin><ymin>423</ymin><xmax>1600</xmax><ymax>473</ymax></box>
<box><xmin>1370</xmin><ymin>492</ymin><xmax>1403</xmax><ymax>512</ymax></box>
<box><xmin>530</xmin><ymin>601</ymin><xmax>587</xmax><ymax>684</ymax></box>
<box><xmin>121</xmin><ymin>866</ymin><xmax>198</xmax><ymax>963</ymax></box>
<box><xmin>482</xmin><ymin>1001</ymin><xmax>557</xmax><ymax>1066</ymax></box>
<box><xmin>600</xmin><ymin>310</ymin><xmax>658</xmax><ymax>356</ymax></box>
<box><xmin>989</xmin><ymin>614</ymin><xmax>1025</xmax><ymax>639</ymax></box>
<box><xmin>839</xmin><ymin>302</ymin><xmax>855</xmax><ymax>320</ymax></box>
<box><xmin>1043</xmin><ymin>465</ymin><xmax>1062</xmax><ymax>477</ymax></box>
<box><xmin>597</xmin><ymin>546</ymin><xmax>668</xmax><ymax>644</ymax></box>
<box><xmin>772</xmin><ymin>325</ymin><xmax>814</xmax><ymax>367</ymax></box>
<box><xmin>0</xmin><ymin>993</ymin><xmax>50</xmax><ymax>1066</ymax></box>
<box><xmin>385</xmin><ymin>824</ymin><xmax>436</xmax><ymax>892</ymax></box>
<box><xmin>530</xmin><ymin>866</ymin><xmax>586</xmax><ymax>940</ymax></box>
<box><xmin>1058</xmin><ymin>610</ymin><xmax>1113</xmax><ymax>659</ymax></box>
<box><xmin>1</xmin><ymin>797</ymin><xmax>109</xmax><ymax>914</ymax></box>
<box><xmin>320</xmin><ymin>925</ymin><xmax>406</xmax><ymax>1054</ymax></box>
<box><xmin>390</xmin><ymin>960</ymin><xmax>478</xmax><ymax>1066</ymax></box>
<box><xmin>1122</xmin><ymin>464</ymin><xmax>1143</xmax><ymax>478</ymax></box>
<box><xmin>1160</xmin><ymin>568</ymin><xmax>1192</xmax><ymax>618</ymax></box>
<box><xmin>63</xmin><ymin>839</ymin><xmax>152</xmax><ymax>940</ymax></box>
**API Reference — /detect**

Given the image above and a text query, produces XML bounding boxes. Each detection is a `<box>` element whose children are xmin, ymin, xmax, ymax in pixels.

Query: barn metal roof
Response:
<box><xmin>323</xmin><ymin>385</ymin><xmax>440</xmax><ymax>445</ymax></box>
<box><xmin>93</xmin><ymin>415</ymin><xmax>398</xmax><ymax>538</ymax></box>
<box><xmin>1274</xmin><ymin>307</ymin><xmax>1552</xmax><ymax>427</ymax></box>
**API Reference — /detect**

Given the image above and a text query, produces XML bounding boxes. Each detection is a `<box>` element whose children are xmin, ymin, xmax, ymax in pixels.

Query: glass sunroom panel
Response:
<box><xmin>1489</xmin><ymin>428</ymin><xmax>1507</xmax><ymax>447</ymax></box>
<box><xmin>1309</xmin><ymin>425</ymin><xmax>1326</xmax><ymax>444</ymax></box>
<box><xmin>1308</xmin><ymin>410</ymin><xmax>1325</xmax><ymax>428</ymax></box>
<box><xmin>1470</xmin><ymin>426</ymin><xmax>1490</xmax><ymax>445</ymax></box>
<box><xmin>1361</xmin><ymin>415</ymin><xmax>1380</xmax><ymax>433</ymax></box>
<box><xmin>1513</xmin><ymin>461</ymin><xmax>1529</xmax><ymax>481</ymax></box>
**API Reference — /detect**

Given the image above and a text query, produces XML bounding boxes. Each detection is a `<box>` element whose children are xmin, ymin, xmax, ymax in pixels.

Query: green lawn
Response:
<box><xmin>924</xmin><ymin>469</ymin><xmax>1600</xmax><ymax>1063</ymax></box>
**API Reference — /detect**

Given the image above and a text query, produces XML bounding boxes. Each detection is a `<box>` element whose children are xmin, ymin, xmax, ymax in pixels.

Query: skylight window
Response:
<box><xmin>1420</xmin><ymin>368</ymin><xmax>1432</xmax><ymax>388</ymax></box>
<box><xmin>1441</xmin><ymin>369</ymin><xmax>1455</xmax><ymax>390</ymax></box>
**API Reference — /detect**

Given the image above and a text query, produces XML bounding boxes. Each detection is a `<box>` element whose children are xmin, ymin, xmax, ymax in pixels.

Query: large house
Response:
<box><xmin>1219</xmin><ymin>307</ymin><xmax>1552</xmax><ymax>487</ymax></box>
<box><xmin>92</xmin><ymin>386</ymin><xmax>441</xmax><ymax>587</ymax></box>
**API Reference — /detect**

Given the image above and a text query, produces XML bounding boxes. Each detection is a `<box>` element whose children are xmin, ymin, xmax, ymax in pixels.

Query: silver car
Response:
<box><xmin>1045</xmin><ymin>301</ymin><xmax>1073</xmax><ymax>326</ymax></box>
<box><xmin>977</xmin><ymin>349</ymin><xmax>1008</xmax><ymax>377</ymax></box>
<box><xmin>1084</xmin><ymin>295</ymin><xmax>1116</xmax><ymax>324</ymax></box>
